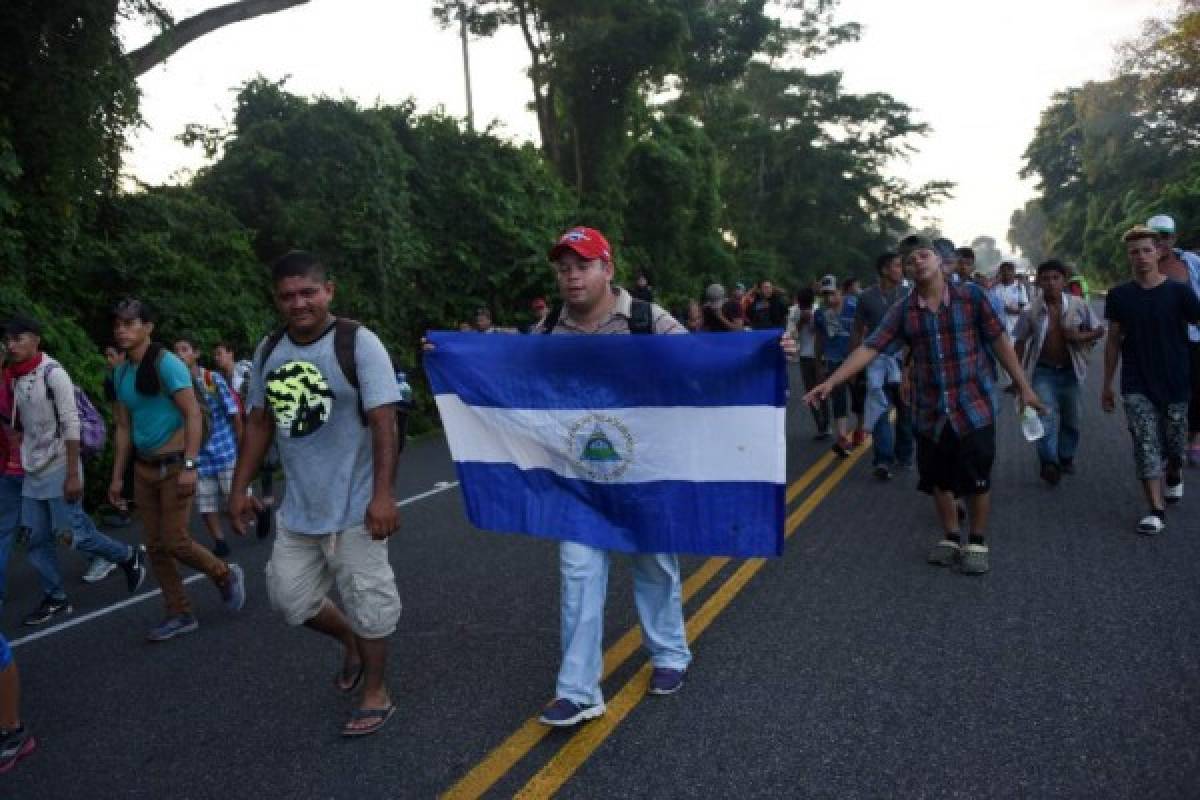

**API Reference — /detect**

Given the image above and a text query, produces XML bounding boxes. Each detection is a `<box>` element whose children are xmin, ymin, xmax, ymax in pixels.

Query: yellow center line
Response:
<box><xmin>514</xmin><ymin>446</ymin><xmax>869</xmax><ymax>799</ymax></box>
<box><xmin>441</xmin><ymin>448</ymin><xmax>842</xmax><ymax>800</ymax></box>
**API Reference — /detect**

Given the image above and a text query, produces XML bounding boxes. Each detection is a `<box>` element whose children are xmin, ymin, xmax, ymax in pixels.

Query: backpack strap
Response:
<box><xmin>333</xmin><ymin>317</ymin><xmax>367</xmax><ymax>426</ymax></box>
<box><xmin>629</xmin><ymin>299</ymin><xmax>654</xmax><ymax>335</ymax></box>
<box><xmin>541</xmin><ymin>305</ymin><xmax>564</xmax><ymax>334</ymax></box>
<box><xmin>255</xmin><ymin>327</ymin><xmax>289</xmax><ymax>378</ymax></box>
<box><xmin>541</xmin><ymin>301</ymin><xmax>655</xmax><ymax>334</ymax></box>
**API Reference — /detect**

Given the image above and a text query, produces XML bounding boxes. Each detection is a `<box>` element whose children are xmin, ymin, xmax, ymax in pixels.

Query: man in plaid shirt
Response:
<box><xmin>805</xmin><ymin>235</ymin><xmax>1044</xmax><ymax>575</ymax></box>
<box><xmin>173</xmin><ymin>336</ymin><xmax>243</xmax><ymax>557</ymax></box>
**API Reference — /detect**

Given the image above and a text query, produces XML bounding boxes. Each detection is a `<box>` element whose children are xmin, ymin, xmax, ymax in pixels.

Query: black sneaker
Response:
<box><xmin>872</xmin><ymin>464</ymin><xmax>892</xmax><ymax>481</ymax></box>
<box><xmin>1059</xmin><ymin>458</ymin><xmax>1075</xmax><ymax>475</ymax></box>
<box><xmin>813</xmin><ymin>430</ymin><xmax>832</xmax><ymax>441</ymax></box>
<box><xmin>213</xmin><ymin>539</ymin><xmax>231</xmax><ymax>557</ymax></box>
<box><xmin>1039</xmin><ymin>462</ymin><xmax>1061</xmax><ymax>486</ymax></box>
<box><xmin>23</xmin><ymin>597</ymin><xmax>72</xmax><ymax>626</ymax></box>
<box><xmin>121</xmin><ymin>545</ymin><xmax>148</xmax><ymax>593</ymax></box>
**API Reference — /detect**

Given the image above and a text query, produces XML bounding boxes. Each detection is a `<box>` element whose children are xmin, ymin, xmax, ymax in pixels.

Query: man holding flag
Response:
<box><xmin>426</xmin><ymin>226</ymin><xmax>796</xmax><ymax>729</ymax></box>
<box><xmin>531</xmin><ymin>227</ymin><xmax>695</xmax><ymax>727</ymax></box>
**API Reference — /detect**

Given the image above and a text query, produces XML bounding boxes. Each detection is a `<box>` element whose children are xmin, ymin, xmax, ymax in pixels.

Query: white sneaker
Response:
<box><xmin>1165</xmin><ymin>478</ymin><xmax>1184</xmax><ymax>504</ymax></box>
<box><xmin>82</xmin><ymin>558</ymin><xmax>117</xmax><ymax>584</ymax></box>
<box><xmin>1136</xmin><ymin>514</ymin><xmax>1166</xmax><ymax>535</ymax></box>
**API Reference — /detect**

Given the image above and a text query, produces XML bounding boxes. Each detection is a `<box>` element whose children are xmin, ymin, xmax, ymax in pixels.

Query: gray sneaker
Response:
<box><xmin>961</xmin><ymin>543</ymin><xmax>990</xmax><ymax>575</ymax></box>
<box><xmin>82</xmin><ymin>557</ymin><xmax>117</xmax><ymax>584</ymax></box>
<box><xmin>219</xmin><ymin>563</ymin><xmax>246</xmax><ymax>612</ymax></box>
<box><xmin>927</xmin><ymin>539</ymin><xmax>960</xmax><ymax>567</ymax></box>
<box><xmin>146</xmin><ymin>614</ymin><xmax>199</xmax><ymax>642</ymax></box>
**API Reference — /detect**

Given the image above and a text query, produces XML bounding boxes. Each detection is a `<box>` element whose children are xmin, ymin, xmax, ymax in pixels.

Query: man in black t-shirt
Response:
<box><xmin>745</xmin><ymin>280</ymin><xmax>789</xmax><ymax>329</ymax></box>
<box><xmin>1103</xmin><ymin>226</ymin><xmax>1200</xmax><ymax>535</ymax></box>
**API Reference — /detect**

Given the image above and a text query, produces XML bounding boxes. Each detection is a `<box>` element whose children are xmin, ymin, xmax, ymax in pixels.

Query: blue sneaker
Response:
<box><xmin>538</xmin><ymin>698</ymin><xmax>605</xmax><ymax>727</ymax></box>
<box><xmin>146</xmin><ymin>614</ymin><xmax>199</xmax><ymax>642</ymax></box>
<box><xmin>648</xmin><ymin>667</ymin><xmax>686</xmax><ymax>696</ymax></box>
<box><xmin>219</xmin><ymin>563</ymin><xmax>245</xmax><ymax>612</ymax></box>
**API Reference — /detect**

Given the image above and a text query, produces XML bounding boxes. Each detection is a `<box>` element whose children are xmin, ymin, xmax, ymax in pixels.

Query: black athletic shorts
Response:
<box><xmin>916</xmin><ymin>424</ymin><xmax>995</xmax><ymax>497</ymax></box>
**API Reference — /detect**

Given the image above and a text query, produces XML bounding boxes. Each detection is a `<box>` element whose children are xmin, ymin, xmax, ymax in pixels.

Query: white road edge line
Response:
<box><xmin>10</xmin><ymin>480</ymin><xmax>460</xmax><ymax>649</ymax></box>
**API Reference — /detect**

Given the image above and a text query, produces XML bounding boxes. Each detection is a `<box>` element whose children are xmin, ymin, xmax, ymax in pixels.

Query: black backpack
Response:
<box><xmin>256</xmin><ymin>318</ymin><xmax>408</xmax><ymax>452</ymax></box>
<box><xmin>541</xmin><ymin>299</ymin><xmax>655</xmax><ymax>334</ymax></box>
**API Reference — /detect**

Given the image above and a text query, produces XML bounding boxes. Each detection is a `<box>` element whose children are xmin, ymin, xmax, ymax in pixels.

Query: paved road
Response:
<box><xmin>4</xmin><ymin>348</ymin><xmax>1200</xmax><ymax>799</ymax></box>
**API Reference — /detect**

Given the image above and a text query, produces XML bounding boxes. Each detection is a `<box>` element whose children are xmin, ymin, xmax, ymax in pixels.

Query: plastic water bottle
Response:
<box><xmin>395</xmin><ymin>370</ymin><xmax>413</xmax><ymax>409</ymax></box>
<box><xmin>1021</xmin><ymin>406</ymin><xmax>1045</xmax><ymax>441</ymax></box>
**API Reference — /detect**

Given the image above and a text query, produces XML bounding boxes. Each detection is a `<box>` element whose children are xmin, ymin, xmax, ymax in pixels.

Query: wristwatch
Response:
<box><xmin>183</xmin><ymin>458</ymin><xmax>199</xmax><ymax>471</ymax></box>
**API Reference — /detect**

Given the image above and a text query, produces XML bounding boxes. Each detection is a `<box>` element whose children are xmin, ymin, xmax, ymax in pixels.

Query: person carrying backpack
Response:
<box><xmin>3</xmin><ymin>316</ymin><xmax>147</xmax><ymax>626</ymax></box>
<box><xmin>107</xmin><ymin>299</ymin><xmax>245</xmax><ymax>642</ymax></box>
<box><xmin>228</xmin><ymin>252</ymin><xmax>402</xmax><ymax>738</ymax></box>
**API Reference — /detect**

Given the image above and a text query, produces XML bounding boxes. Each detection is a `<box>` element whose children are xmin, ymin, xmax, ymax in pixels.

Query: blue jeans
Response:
<box><xmin>556</xmin><ymin>541</ymin><xmax>692</xmax><ymax>706</ymax></box>
<box><xmin>21</xmin><ymin>495</ymin><xmax>132</xmax><ymax>591</ymax></box>
<box><xmin>1032</xmin><ymin>364</ymin><xmax>1081</xmax><ymax>466</ymax></box>
<box><xmin>0</xmin><ymin>475</ymin><xmax>66</xmax><ymax>603</ymax></box>
<box><xmin>872</xmin><ymin>388</ymin><xmax>914</xmax><ymax>467</ymax></box>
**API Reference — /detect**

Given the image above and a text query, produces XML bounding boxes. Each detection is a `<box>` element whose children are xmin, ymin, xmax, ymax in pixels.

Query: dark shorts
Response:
<box><xmin>916</xmin><ymin>424</ymin><xmax>995</xmax><ymax>497</ymax></box>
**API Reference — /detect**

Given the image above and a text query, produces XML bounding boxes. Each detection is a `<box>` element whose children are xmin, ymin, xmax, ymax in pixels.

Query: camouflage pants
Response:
<box><xmin>1123</xmin><ymin>393</ymin><xmax>1188</xmax><ymax>481</ymax></box>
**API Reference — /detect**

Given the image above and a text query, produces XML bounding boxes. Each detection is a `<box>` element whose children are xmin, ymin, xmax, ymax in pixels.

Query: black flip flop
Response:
<box><xmin>341</xmin><ymin>704</ymin><xmax>396</xmax><ymax>738</ymax></box>
<box><xmin>335</xmin><ymin>662</ymin><xmax>365</xmax><ymax>694</ymax></box>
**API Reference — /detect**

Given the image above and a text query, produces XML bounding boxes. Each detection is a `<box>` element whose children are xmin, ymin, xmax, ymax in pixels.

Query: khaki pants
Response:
<box><xmin>134</xmin><ymin>461</ymin><xmax>229</xmax><ymax>616</ymax></box>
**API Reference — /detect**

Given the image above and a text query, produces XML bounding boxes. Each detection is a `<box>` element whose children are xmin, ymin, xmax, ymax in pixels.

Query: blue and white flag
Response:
<box><xmin>425</xmin><ymin>330</ymin><xmax>787</xmax><ymax>557</ymax></box>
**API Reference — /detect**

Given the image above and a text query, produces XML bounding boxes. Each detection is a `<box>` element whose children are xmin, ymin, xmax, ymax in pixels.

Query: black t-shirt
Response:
<box><xmin>746</xmin><ymin>293</ymin><xmax>788</xmax><ymax>329</ymax></box>
<box><xmin>1105</xmin><ymin>278</ymin><xmax>1200</xmax><ymax>405</ymax></box>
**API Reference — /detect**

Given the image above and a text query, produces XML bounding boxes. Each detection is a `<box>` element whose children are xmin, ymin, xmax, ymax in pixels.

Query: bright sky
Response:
<box><xmin>124</xmin><ymin>0</ymin><xmax>1172</xmax><ymax>256</ymax></box>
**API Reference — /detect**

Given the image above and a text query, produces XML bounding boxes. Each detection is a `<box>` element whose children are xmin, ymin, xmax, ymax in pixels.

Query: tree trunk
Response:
<box><xmin>127</xmin><ymin>0</ymin><xmax>311</xmax><ymax>76</ymax></box>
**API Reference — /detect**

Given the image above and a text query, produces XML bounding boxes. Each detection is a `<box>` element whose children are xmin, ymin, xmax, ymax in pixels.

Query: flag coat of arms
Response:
<box><xmin>424</xmin><ymin>330</ymin><xmax>787</xmax><ymax>557</ymax></box>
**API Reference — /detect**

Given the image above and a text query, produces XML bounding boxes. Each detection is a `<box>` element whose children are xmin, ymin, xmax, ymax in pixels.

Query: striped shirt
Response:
<box><xmin>865</xmin><ymin>281</ymin><xmax>1005</xmax><ymax>436</ymax></box>
<box><xmin>537</xmin><ymin>288</ymin><xmax>684</xmax><ymax>336</ymax></box>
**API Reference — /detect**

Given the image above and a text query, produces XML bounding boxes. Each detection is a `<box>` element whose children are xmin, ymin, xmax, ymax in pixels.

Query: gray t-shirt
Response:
<box><xmin>855</xmin><ymin>283</ymin><xmax>910</xmax><ymax>335</ymax></box>
<box><xmin>249</xmin><ymin>323</ymin><xmax>400</xmax><ymax>535</ymax></box>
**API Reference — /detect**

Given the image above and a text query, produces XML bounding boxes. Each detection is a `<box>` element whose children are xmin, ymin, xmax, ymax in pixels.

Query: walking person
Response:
<box><xmin>4</xmin><ymin>316</ymin><xmax>146</xmax><ymax>625</ymax></box>
<box><xmin>519</xmin><ymin>227</ymin><xmax>695</xmax><ymax>727</ymax></box>
<box><xmin>0</xmin><ymin>634</ymin><xmax>34</xmax><ymax>774</ymax></box>
<box><xmin>1012</xmin><ymin>260</ymin><xmax>1105</xmax><ymax>485</ymax></box>
<box><xmin>814</xmin><ymin>275</ymin><xmax>859</xmax><ymax>456</ymax></box>
<box><xmin>1102</xmin><ymin>226</ymin><xmax>1200</xmax><ymax>534</ymax></box>
<box><xmin>229</xmin><ymin>251</ymin><xmax>403</xmax><ymax>738</ymax></box>
<box><xmin>853</xmin><ymin>251</ymin><xmax>914</xmax><ymax>478</ymax></box>
<box><xmin>804</xmin><ymin>236</ymin><xmax>1043</xmax><ymax>575</ymax></box>
<box><xmin>1146</xmin><ymin>214</ymin><xmax>1200</xmax><ymax>465</ymax></box>
<box><xmin>788</xmin><ymin>287</ymin><xmax>830</xmax><ymax>439</ymax></box>
<box><xmin>172</xmin><ymin>336</ymin><xmax>243</xmax><ymax>557</ymax></box>
<box><xmin>108</xmin><ymin>299</ymin><xmax>245</xmax><ymax>641</ymax></box>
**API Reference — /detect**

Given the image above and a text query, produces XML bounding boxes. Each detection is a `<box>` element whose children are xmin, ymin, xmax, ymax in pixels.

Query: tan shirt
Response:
<box><xmin>536</xmin><ymin>288</ymin><xmax>685</xmax><ymax>336</ymax></box>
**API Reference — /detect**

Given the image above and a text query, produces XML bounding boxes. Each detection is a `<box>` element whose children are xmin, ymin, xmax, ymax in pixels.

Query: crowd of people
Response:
<box><xmin>0</xmin><ymin>211</ymin><xmax>1196</xmax><ymax>769</ymax></box>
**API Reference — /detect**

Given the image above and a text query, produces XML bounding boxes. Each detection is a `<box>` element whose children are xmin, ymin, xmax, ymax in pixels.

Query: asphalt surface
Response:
<box><xmin>4</xmin><ymin>343</ymin><xmax>1200</xmax><ymax>799</ymax></box>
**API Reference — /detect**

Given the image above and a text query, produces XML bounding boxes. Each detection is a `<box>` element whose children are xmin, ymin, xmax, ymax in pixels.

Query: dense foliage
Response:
<box><xmin>2</xmin><ymin>0</ymin><xmax>949</xmax><ymax>499</ymax></box>
<box><xmin>1010</xmin><ymin>1</ymin><xmax>1200</xmax><ymax>284</ymax></box>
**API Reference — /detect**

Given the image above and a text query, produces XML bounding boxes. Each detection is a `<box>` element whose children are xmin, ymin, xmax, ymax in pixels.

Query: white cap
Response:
<box><xmin>818</xmin><ymin>274</ymin><xmax>838</xmax><ymax>293</ymax></box>
<box><xmin>1147</xmin><ymin>214</ymin><xmax>1176</xmax><ymax>235</ymax></box>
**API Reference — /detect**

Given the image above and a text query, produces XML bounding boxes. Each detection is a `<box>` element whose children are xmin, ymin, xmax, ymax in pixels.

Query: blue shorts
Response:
<box><xmin>0</xmin><ymin>633</ymin><xmax>12</xmax><ymax>670</ymax></box>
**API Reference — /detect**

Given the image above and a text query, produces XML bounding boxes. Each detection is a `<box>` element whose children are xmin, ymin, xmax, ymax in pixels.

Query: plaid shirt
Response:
<box><xmin>196</xmin><ymin>369</ymin><xmax>239</xmax><ymax>476</ymax></box>
<box><xmin>865</xmin><ymin>281</ymin><xmax>1005</xmax><ymax>436</ymax></box>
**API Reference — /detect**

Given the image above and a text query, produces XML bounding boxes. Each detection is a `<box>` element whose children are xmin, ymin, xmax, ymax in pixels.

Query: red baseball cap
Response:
<box><xmin>549</xmin><ymin>226</ymin><xmax>612</xmax><ymax>263</ymax></box>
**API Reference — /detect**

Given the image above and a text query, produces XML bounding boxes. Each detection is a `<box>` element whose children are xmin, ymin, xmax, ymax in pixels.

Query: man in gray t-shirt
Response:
<box><xmin>231</xmin><ymin>251</ymin><xmax>403</xmax><ymax>739</ymax></box>
<box><xmin>852</xmin><ymin>251</ymin><xmax>914</xmax><ymax>477</ymax></box>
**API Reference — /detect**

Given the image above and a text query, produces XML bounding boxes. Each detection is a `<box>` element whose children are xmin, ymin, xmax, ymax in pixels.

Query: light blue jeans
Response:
<box><xmin>21</xmin><ymin>495</ymin><xmax>132</xmax><ymax>582</ymax></box>
<box><xmin>0</xmin><ymin>475</ymin><xmax>66</xmax><ymax>604</ymax></box>
<box><xmin>556</xmin><ymin>541</ymin><xmax>692</xmax><ymax>706</ymax></box>
<box><xmin>1032</xmin><ymin>364</ymin><xmax>1081</xmax><ymax>466</ymax></box>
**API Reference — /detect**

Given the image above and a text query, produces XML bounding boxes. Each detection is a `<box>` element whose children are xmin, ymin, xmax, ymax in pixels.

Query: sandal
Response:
<box><xmin>341</xmin><ymin>704</ymin><xmax>396</xmax><ymax>738</ymax></box>
<box><xmin>335</xmin><ymin>661</ymin><xmax>364</xmax><ymax>694</ymax></box>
